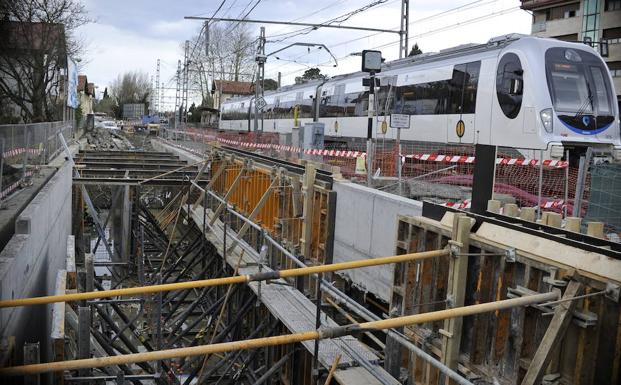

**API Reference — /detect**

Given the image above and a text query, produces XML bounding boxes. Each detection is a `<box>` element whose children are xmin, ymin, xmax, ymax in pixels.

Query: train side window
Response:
<box><xmin>496</xmin><ymin>53</ymin><xmax>524</xmax><ymax>119</ymax></box>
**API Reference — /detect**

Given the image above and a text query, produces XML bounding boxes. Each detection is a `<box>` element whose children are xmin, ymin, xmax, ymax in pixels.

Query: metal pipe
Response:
<box><xmin>250</xmin><ymin>350</ymin><xmax>295</xmax><ymax>385</ymax></box>
<box><xmin>0</xmin><ymin>292</ymin><xmax>557</xmax><ymax>377</ymax></box>
<box><xmin>0</xmin><ymin>249</ymin><xmax>448</xmax><ymax>308</ymax></box>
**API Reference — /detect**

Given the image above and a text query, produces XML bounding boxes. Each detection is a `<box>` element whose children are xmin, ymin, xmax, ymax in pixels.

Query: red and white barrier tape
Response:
<box><xmin>444</xmin><ymin>198</ymin><xmax>565</xmax><ymax>211</ymax></box>
<box><xmin>0</xmin><ymin>171</ymin><xmax>34</xmax><ymax>200</ymax></box>
<box><xmin>406</xmin><ymin>153</ymin><xmax>567</xmax><ymax>168</ymax></box>
<box><xmin>540</xmin><ymin>199</ymin><xmax>565</xmax><ymax>209</ymax></box>
<box><xmin>444</xmin><ymin>199</ymin><xmax>471</xmax><ymax>209</ymax></box>
<box><xmin>167</xmin><ymin>130</ymin><xmax>569</xmax><ymax>167</ymax></box>
<box><xmin>2</xmin><ymin>148</ymin><xmax>43</xmax><ymax>159</ymax></box>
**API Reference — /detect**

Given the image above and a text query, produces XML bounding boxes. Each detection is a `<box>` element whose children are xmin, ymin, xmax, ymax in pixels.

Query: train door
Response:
<box><xmin>446</xmin><ymin>61</ymin><xmax>481</xmax><ymax>144</ymax></box>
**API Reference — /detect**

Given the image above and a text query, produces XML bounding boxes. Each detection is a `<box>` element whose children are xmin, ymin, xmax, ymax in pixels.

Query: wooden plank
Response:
<box><xmin>300</xmin><ymin>163</ymin><xmax>316</xmax><ymax>260</ymax></box>
<box><xmin>23</xmin><ymin>342</ymin><xmax>40</xmax><ymax>385</ymax></box>
<box><xmin>521</xmin><ymin>280</ymin><xmax>583</xmax><ymax>385</ymax></box>
<box><xmin>441</xmin><ymin>214</ymin><xmax>473</xmax><ymax>380</ymax></box>
<box><xmin>66</xmin><ymin>235</ymin><xmax>76</xmax><ymax>290</ymax></box>
<box><xmin>612</xmin><ymin>305</ymin><xmax>621</xmax><ymax>384</ymax></box>
<box><xmin>573</xmin><ymin>292</ymin><xmax>603</xmax><ymax>385</ymax></box>
<box><xmin>475</xmin><ymin>222</ymin><xmax>621</xmax><ymax>285</ymax></box>
<box><xmin>51</xmin><ymin>270</ymin><xmax>67</xmax><ymax>385</ymax></box>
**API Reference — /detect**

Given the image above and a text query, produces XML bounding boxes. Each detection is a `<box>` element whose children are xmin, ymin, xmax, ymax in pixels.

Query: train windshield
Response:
<box><xmin>545</xmin><ymin>47</ymin><xmax>613</xmax><ymax>116</ymax></box>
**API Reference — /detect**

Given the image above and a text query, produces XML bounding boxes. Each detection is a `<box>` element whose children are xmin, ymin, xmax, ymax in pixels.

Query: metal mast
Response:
<box><xmin>399</xmin><ymin>0</ymin><xmax>410</xmax><ymax>58</ymax></box>
<box><xmin>253</xmin><ymin>27</ymin><xmax>266</xmax><ymax>133</ymax></box>
<box><xmin>174</xmin><ymin>59</ymin><xmax>182</xmax><ymax>129</ymax></box>
<box><xmin>155</xmin><ymin>59</ymin><xmax>161</xmax><ymax>115</ymax></box>
<box><xmin>182</xmin><ymin>40</ymin><xmax>190</xmax><ymax>127</ymax></box>
<box><xmin>150</xmin><ymin>75</ymin><xmax>155</xmax><ymax>115</ymax></box>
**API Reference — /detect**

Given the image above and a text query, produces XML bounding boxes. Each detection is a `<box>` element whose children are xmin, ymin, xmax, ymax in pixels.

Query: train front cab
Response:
<box><xmin>491</xmin><ymin>38</ymin><xmax>620</xmax><ymax>166</ymax></box>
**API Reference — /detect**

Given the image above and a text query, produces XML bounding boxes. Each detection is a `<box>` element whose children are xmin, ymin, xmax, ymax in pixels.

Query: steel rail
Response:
<box><xmin>0</xmin><ymin>292</ymin><xmax>557</xmax><ymax>377</ymax></box>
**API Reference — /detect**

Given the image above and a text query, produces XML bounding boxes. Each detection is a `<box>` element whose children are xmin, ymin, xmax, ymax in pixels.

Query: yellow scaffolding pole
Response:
<box><xmin>0</xmin><ymin>249</ymin><xmax>448</xmax><ymax>309</ymax></box>
<box><xmin>0</xmin><ymin>292</ymin><xmax>558</xmax><ymax>377</ymax></box>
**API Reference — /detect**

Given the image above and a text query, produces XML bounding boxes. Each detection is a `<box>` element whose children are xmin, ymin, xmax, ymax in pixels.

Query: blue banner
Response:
<box><xmin>67</xmin><ymin>58</ymin><xmax>78</xmax><ymax>109</ymax></box>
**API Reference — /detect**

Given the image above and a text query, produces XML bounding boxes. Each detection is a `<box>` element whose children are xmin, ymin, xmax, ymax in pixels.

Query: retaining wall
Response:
<box><xmin>0</xmin><ymin>161</ymin><xmax>72</xmax><ymax>371</ymax></box>
<box><xmin>332</xmin><ymin>181</ymin><xmax>423</xmax><ymax>301</ymax></box>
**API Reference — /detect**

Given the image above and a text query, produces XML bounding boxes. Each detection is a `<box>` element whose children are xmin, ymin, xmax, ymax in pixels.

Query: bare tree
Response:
<box><xmin>186</xmin><ymin>22</ymin><xmax>256</xmax><ymax>106</ymax></box>
<box><xmin>0</xmin><ymin>0</ymin><xmax>90</xmax><ymax>123</ymax></box>
<box><xmin>109</xmin><ymin>71</ymin><xmax>152</xmax><ymax>118</ymax></box>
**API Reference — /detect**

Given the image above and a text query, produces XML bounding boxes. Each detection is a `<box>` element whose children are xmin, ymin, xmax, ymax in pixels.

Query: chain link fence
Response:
<box><xmin>0</xmin><ymin>121</ymin><xmax>73</xmax><ymax>201</ymax></box>
<box><xmin>584</xmin><ymin>163</ymin><xmax>621</xmax><ymax>237</ymax></box>
<box><xmin>161</xmin><ymin>127</ymin><xmax>620</xmax><ymax>239</ymax></box>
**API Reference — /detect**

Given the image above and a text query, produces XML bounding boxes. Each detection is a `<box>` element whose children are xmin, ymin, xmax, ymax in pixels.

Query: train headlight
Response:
<box><xmin>540</xmin><ymin>109</ymin><xmax>553</xmax><ymax>133</ymax></box>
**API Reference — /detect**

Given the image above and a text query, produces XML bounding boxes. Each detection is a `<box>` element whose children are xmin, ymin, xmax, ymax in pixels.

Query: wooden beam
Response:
<box><xmin>441</xmin><ymin>214</ymin><xmax>473</xmax><ymax>381</ymax></box>
<box><xmin>66</xmin><ymin>236</ymin><xmax>76</xmax><ymax>290</ymax></box>
<box><xmin>521</xmin><ymin>280</ymin><xmax>583</xmax><ymax>385</ymax></box>
<box><xmin>23</xmin><ymin>342</ymin><xmax>40</xmax><ymax>385</ymax></box>
<box><xmin>300</xmin><ymin>163</ymin><xmax>316</xmax><ymax>260</ymax></box>
<box><xmin>51</xmin><ymin>270</ymin><xmax>67</xmax><ymax>385</ymax></box>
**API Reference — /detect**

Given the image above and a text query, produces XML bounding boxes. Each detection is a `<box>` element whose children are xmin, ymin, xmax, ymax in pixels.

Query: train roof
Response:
<box><xmin>221</xmin><ymin>34</ymin><xmax>588</xmax><ymax>105</ymax></box>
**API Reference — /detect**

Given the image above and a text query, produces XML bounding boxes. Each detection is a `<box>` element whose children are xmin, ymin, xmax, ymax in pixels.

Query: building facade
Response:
<box><xmin>77</xmin><ymin>75</ymin><xmax>95</xmax><ymax>117</ymax></box>
<box><xmin>521</xmin><ymin>0</ymin><xmax>621</xmax><ymax>108</ymax></box>
<box><xmin>211</xmin><ymin>80</ymin><xmax>255</xmax><ymax>111</ymax></box>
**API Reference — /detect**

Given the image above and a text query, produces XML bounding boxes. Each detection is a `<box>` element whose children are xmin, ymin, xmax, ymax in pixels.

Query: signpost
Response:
<box><xmin>390</xmin><ymin>113</ymin><xmax>410</xmax><ymax>195</ymax></box>
<box><xmin>361</xmin><ymin>50</ymin><xmax>382</xmax><ymax>187</ymax></box>
<box><xmin>390</xmin><ymin>114</ymin><xmax>410</xmax><ymax>129</ymax></box>
<box><xmin>255</xmin><ymin>96</ymin><xmax>267</xmax><ymax>111</ymax></box>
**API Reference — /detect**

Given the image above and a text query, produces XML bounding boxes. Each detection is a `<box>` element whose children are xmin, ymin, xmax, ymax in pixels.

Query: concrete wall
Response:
<box><xmin>0</xmin><ymin>162</ymin><xmax>72</xmax><ymax>369</ymax></box>
<box><xmin>332</xmin><ymin>181</ymin><xmax>423</xmax><ymax>302</ymax></box>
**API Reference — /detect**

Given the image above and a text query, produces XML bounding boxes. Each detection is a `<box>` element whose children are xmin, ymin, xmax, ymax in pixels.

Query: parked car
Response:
<box><xmin>101</xmin><ymin>120</ymin><xmax>120</xmax><ymax>131</ymax></box>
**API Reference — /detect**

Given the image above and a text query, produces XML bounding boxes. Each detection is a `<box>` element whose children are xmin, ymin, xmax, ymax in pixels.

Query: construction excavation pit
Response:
<box><xmin>1</xmin><ymin>137</ymin><xmax>620</xmax><ymax>385</ymax></box>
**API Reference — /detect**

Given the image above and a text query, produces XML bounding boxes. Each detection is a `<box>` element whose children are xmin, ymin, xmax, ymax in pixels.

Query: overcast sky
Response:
<box><xmin>77</xmin><ymin>0</ymin><xmax>532</xmax><ymax>110</ymax></box>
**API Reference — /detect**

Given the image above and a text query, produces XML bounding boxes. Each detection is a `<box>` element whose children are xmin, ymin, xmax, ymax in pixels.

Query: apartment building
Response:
<box><xmin>521</xmin><ymin>0</ymin><xmax>621</xmax><ymax>108</ymax></box>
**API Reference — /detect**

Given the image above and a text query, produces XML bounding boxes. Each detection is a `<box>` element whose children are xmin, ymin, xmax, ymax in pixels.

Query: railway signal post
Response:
<box><xmin>362</xmin><ymin>50</ymin><xmax>382</xmax><ymax>187</ymax></box>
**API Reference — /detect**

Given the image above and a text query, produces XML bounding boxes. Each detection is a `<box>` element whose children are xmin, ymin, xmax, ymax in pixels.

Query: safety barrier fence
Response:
<box><xmin>161</xmin><ymin>127</ymin><xmax>620</xmax><ymax>237</ymax></box>
<box><xmin>0</xmin><ymin>121</ymin><xmax>73</xmax><ymax>202</ymax></box>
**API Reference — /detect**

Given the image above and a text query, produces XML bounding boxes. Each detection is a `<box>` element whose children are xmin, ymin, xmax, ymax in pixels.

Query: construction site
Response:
<box><xmin>2</xmin><ymin>0</ymin><xmax>621</xmax><ymax>383</ymax></box>
<box><xmin>0</xmin><ymin>124</ymin><xmax>618</xmax><ymax>385</ymax></box>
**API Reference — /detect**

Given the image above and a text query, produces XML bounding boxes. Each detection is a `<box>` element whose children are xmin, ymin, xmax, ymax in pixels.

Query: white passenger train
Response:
<box><xmin>219</xmin><ymin>34</ymin><xmax>621</xmax><ymax>161</ymax></box>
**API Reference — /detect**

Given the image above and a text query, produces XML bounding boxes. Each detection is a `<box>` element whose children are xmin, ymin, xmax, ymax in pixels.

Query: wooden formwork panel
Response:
<box><xmin>389</xmin><ymin>213</ymin><xmax>621</xmax><ymax>385</ymax></box>
<box><xmin>209</xmin><ymin>153</ymin><xmax>334</xmax><ymax>268</ymax></box>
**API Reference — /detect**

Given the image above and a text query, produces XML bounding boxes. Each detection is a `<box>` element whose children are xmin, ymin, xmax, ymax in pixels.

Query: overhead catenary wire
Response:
<box><xmin>270</xmin><ymin>5</ymin><xmax>522</xmax><ymax>80</ymax></box>
<box><xmin>0</xmin><ymin>291</ymin><xmax>558</xmax><ymax>377</ymax></box>
<box><xmin>0</xmin><ymin>249</ymin><xmax>449</xmax><ymax>308</ymax></box>
<box><xmin>263</xmin><ymin>0</ymin><xmax>510</xmax><ymax>78</ymax></box>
